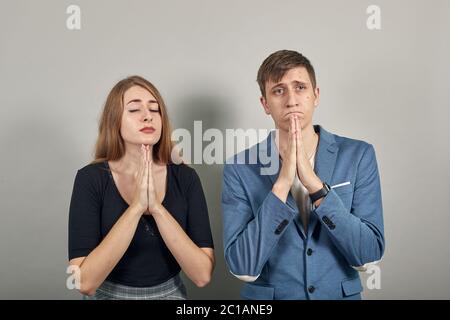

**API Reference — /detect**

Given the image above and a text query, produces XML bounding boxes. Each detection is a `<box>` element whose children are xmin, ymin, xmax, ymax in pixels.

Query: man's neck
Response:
<box><xmin>276</xmin><ymin>125</ymin><xmax>318</xmax><ymax>159</ymax></box>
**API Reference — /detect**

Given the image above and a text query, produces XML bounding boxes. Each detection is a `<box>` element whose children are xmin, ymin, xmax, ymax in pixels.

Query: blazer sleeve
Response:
<box><xmin>221</xmin><ymin>163</ymin><xmax>297</xmax><ymax>281</ymax></box>
<box><xmin>313</xmin><ymin>144</ymin><xmax>385</xmax><ymax>267</ymax></box>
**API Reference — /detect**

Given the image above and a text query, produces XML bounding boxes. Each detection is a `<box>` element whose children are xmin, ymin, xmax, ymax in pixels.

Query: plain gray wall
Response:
<box><xmin>0</xmin><ymin>0</ymin><xmax>449</xmax><ymax>299</ymax></box>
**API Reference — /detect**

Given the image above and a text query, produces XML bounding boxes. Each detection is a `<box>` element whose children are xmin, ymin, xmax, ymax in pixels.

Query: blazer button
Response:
<box><xmin>308</xmin><ymin>286</ymin><xmax>315</xmax><ymax>294</ymax></box>
<box><xmin>307</xmin><ymin>248</ymin><xmax>313</xmax><ymax>256</ymax></box>
<box><xmin>274</xmin><ymin>219</ymin><xmax>289</xmax><ymax>235</ymax></box>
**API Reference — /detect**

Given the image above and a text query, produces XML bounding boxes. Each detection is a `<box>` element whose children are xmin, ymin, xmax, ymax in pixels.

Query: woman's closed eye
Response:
<box><xmin>128</xmin><ymin>108</ymin><xmax>160</xmax><ymax>113</ymax></box>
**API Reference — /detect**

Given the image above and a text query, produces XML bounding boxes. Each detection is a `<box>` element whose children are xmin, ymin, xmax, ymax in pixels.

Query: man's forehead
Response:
<box><xmin>267</xmin><ymin>67</ymin><xmax>311</xmax><ymax>87</ymax></box>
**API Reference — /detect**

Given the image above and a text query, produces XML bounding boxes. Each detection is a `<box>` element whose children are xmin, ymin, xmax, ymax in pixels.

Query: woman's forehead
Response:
<box><xmin>124</xmin><ymin>85</ymin><xmax>156</xmax><ymax>102</ymax></box>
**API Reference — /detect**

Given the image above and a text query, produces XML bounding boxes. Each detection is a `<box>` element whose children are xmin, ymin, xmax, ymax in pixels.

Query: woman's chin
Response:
<box><xmin>141</xmin><ymin>139</ymin><xmax>157</xmax><ymax>146</ymax></box>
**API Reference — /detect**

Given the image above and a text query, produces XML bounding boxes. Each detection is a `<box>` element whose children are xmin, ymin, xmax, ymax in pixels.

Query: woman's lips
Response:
<box><xmin>140</xmin><ymin>127</ymin><xmax>155</xmax><ymax>134</ymax></box>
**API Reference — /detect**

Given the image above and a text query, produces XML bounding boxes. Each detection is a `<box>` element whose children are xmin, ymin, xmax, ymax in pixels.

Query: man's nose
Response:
<box><xmin>286</xmin><ymin>88</ymin><xmax>299</xmax><ymax>107</ymax></box>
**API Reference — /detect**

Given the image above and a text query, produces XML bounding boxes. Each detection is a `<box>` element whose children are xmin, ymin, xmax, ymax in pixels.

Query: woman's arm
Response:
<box><xmin>69</xmin><ymin>204</ymin><xmax>144</xmax><ymax>296</ymax></box>
<box><xmin>69</xmin><ymin>146</ymin><xmax>150</xmax><ymax>296</ymax></box>
<box><xmin>152</xmin><ymin>204</ymin><xmax>215</xmax><ymax>288</ymax></box>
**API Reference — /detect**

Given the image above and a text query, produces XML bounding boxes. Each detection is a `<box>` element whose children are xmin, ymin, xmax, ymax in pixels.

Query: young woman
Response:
<box><xmin>68</xmin><ymin>76</ymin><xmax>215</xmax><ymax>299</ymax></box>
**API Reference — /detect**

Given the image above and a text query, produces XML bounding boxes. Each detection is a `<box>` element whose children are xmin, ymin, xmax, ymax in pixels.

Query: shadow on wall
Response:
<box><xmin>170</xmin><ymin>93</ymin><xmax>245</xmax><ymax>299</ymax></box>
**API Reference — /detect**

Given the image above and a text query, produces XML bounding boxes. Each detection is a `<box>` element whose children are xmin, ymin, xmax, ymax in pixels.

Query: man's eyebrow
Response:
<box><xmin>270</xmin><ymin>80</ymin><xmax>310</xmax><ymax>91</ymax></box>
<box><xmin>126</xmin><ymin>99</ymin><xmax>158</xmax><ymax>105</ymax></box>
<box><xmin>269</xmin><ymin>83</ymin><xmax>287</xmax><ymax>90</ymax></box>
<box><xmin>291</xmin><ymin>80</ymin><xmax>309</xmax><ymax>85</ymax></box>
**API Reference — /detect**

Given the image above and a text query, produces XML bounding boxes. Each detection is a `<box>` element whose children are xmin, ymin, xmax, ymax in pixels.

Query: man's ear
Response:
<box><xmin>260</xmin><ymin>96</ymin><xmax>271</xmax><ymax>115</ymax></box>
<box><xmin>313</xmin><ymin>87</ymin><xmax>320</xmax><ymax>107</ymax></box>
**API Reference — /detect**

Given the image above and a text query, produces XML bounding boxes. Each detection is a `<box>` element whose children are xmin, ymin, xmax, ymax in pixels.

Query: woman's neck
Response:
<box><xmin>110</xmin><ymin>144</ymin><xmax>154</xmax><ymax>175</ymax></box>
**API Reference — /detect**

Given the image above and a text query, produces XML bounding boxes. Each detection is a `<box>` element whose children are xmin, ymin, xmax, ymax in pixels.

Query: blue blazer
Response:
<box><xmin>221</xmin><ymin>125</ymin><xmax>385</xmax><ymax>300</ymax></box>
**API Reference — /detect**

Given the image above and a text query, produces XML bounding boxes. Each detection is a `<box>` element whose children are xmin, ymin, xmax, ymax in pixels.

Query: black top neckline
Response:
<box><xmin>104</xmin><ymin>160</ymin><xmax>170</xmax><ymax>207</ymax></box>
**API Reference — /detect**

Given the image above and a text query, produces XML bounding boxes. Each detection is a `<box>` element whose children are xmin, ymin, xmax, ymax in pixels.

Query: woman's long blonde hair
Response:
<box><xmin>91</xmin><ymin>76</ymin><xmax>173</xmax><ymax>164</ymax></box>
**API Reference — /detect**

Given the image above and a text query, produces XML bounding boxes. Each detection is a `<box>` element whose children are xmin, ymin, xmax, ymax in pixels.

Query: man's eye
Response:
<box><xmin>273</xmin><ymin>88</ymin><xmax>284</xmax><ymax>95</ymax></box>
<box><xmin>128</xmin><ymin>110</ymin><xmax>139</xmax><ymax>113</ymax></box>
<box><xmin>296</xmin><ymin>85</ymin><xmax>306</xmax><ymax>90</ymax></box>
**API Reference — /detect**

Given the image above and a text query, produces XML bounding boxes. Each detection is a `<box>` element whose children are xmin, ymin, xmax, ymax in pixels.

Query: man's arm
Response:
<box><xmin>221</xmin><ymin>163</ymin><xmax>297</xmax><ymax>281</ymax></box>
<box><xmin>313</xmin><ymin>144</ymin><xmax>385</xmax><ymax>267</ymax></box>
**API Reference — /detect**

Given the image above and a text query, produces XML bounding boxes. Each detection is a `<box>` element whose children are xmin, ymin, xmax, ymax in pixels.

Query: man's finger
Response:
<box><xmin>296</xmin><ymin>116</ymin><xmax>303</xmax><ymax>140</ymax></box>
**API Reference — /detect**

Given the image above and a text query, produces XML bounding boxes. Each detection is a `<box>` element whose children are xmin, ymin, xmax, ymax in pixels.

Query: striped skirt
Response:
<box><xmin>84</xmin><ymin>274</ymin><xmax>187</xmax><ymax>300</ymax></box>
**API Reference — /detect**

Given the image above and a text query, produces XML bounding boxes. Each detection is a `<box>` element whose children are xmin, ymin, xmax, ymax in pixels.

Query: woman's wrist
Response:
<box><xmin>149</xmin><ymin>203</ymin><xmax>165</xmax><ymax>217</ymax></box>
<box><xmin>129</xmin><ymin>203</ymin><xmax>146</xmax><ymax>217</ymax></box>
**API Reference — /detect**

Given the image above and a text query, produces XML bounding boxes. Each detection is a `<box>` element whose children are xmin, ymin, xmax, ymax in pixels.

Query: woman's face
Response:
<box><xmin>120</xmin><ymin>85</ymin><xmax>162</xmax><ymax>148</ymax></box>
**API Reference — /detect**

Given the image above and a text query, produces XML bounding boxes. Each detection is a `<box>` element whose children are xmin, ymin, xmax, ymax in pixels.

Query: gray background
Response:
<box><xmin>0</xmin><ymin>0</ymin><xmax>449</xmax><ymax>299</ymax></box>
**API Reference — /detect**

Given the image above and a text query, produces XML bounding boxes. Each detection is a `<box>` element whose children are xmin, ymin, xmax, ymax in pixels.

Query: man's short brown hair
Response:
<box><xmin>257</xmin><ymin>50</ymin><xmax>317</xmax><ymax>97</ymax></box>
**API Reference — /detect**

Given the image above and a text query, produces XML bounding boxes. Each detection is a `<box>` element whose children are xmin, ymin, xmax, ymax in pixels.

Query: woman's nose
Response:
<box><xmin>143</xmin><ymin>109</ymin><xmax>153</xmax><ymax>122</ymax></box>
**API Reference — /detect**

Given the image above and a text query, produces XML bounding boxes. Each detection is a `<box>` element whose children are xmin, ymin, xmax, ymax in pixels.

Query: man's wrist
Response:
<box><xmin>309</xmin><ymin>182</ymin><xmax>331</xmax><ymax>205</ymax></box>
<box><xmin>305</xmin><ymin>177</ymin><xmax>323</xmax><ymax>194</ymax></box>
<box><xmin>272</xmin><ymin>180</ymin><xmax>290</xmax><ymax>203</ymax></box>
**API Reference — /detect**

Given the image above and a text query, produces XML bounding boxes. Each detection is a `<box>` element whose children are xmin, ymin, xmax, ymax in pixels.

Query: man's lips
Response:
<box><xmin>140</xmin><ymin>127</ymin><xmax>155</xmax><ymax>133</ymax></box>
<box><xmin>285</xmin><ymin>112</ymin><xmax>304</xmax><ymax>118</ymax></box>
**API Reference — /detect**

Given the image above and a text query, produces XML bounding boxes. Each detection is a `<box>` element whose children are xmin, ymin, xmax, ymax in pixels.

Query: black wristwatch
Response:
<box><xmin>309</xmin><ymin>182</ymin><xmax>331</xmax><ymax>203</ymax></box>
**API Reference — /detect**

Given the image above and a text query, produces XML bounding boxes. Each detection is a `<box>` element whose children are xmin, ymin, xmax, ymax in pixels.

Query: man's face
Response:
<box><xmin>260</xmin><ymin>66</ymin><xmax>319</xmax><ymax>132</ymax></box>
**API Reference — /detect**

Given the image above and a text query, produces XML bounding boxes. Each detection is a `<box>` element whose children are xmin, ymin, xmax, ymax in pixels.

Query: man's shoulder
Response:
<box><xmin>319</xmin><ymin>125</ymin><xmax>372</xmax><ymax>151</ymax></box>
<box><xmin>224</xmin><ymin>138</ymin><xmax>269</xmax><ymax>170</ymax></box>
<box><xmin>325</xmin><ymin>130</ymin><xmax>376</xmax><ymax>164</ymax></box>
<box><xmin>317</xmin><ymin>126</ymin><xmax>376</xmax><ymax>163</ymax></box>
<box><xmin>334</xmin><ymin>133</ymin><xmax>372</xmax><ymax>150</ymax></box>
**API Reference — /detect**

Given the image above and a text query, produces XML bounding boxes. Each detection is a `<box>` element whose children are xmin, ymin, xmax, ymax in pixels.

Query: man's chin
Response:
<box><xmin>275</xmin><ymin>121</ymin><xmax>306</xmax><ymax>132</ymax></box>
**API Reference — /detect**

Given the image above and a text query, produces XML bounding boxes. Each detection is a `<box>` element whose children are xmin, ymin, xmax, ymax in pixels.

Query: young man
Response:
<box><xmin>221</xmin><ymin>50</ymin><xmax>385</xmax><ymax>300</ymax></box>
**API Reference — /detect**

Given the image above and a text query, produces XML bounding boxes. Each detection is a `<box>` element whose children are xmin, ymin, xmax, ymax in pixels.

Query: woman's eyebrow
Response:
<box><xmin>126</xmin><ymin>99</ymin><xmax>158</xmax><ymax>105</ymax></box>
<box><xmin>126</xmin><ymin>99</ymin><xmax>141</xmax><ymax>105</ymax></box>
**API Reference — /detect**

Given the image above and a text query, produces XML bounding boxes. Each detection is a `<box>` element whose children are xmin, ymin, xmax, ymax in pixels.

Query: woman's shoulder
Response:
<box><xmin>168</xmin><ymin>162</ymin><xmax>196</xmax><ymax>177</ymax></box>
<box><xmin>75</xmin><ymin>161</ymin><xmax>110</xmax><ymax>184</ymax></box>
<box><xmin>168</xmin><ymin>163</ymin><xmax>200</xmax><ymax>189</ymax></box>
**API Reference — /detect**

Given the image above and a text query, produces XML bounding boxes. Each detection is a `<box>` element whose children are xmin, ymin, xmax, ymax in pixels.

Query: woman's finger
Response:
<box><xmin>143</xmin><ymin>153</ymin><xmax>149</xmax><ymax>188</ymax></box>
<box><xmin>139</xmin><ymin>145</ymin><xmax>146</xmax><ymax>179</ymax></box>
<box><xmin>148</xmin><ymin>160</ymin><xmax>153</xmax><ymax>188</ymax></box>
